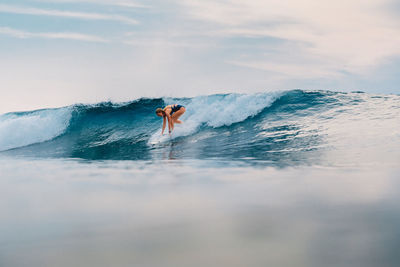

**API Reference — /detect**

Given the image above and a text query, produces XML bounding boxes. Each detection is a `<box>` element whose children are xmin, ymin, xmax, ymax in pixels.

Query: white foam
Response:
<box><xmin>0</xmin><ymin>107</ymin><xmax>72</xmax><ymax>151</ymax></box>
<box><xmin>148</xmin><ymin>92</ymin><xmax>281</xmax><ymax>144</ymax></box>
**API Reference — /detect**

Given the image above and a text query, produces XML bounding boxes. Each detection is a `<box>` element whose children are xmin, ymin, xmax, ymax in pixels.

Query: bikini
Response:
<box><xmin>168</xmin><ymin>104</ymin><xmax>184</xmax><ymax>116</ymax></box>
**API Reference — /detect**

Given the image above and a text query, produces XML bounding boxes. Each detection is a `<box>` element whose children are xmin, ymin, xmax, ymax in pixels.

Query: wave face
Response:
<box><xmin>1</xmin><ymin>90</ymin><xmax>399</xmax><ymax>167</ymax></box>
<box><xmin>0</xmin><ymin>107</ymin><xmax>72</xmax><ymax>152</ymax></box>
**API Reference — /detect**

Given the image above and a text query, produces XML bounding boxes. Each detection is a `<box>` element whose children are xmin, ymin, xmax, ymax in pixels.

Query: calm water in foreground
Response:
<box><xmin>0</xmin><ymin>159</ymin><xmax>399</xmax><ymax>267</ymax></box>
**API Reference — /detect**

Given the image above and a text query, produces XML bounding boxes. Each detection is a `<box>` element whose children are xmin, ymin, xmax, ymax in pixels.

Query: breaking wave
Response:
<box><xmin>1</xmin><ymin>90</ymin><xmax>399</xmax><ymax>167</ymax></box>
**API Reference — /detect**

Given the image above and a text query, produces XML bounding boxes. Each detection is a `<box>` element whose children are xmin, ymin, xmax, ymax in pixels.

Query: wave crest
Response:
<box><xmin>149</xmin><ymin>92</ymin><xmax>281</xmax><ymax>143</ymax></box>
<box><xmin>0</xmin><ymin>108</ymin><xmax>72</xmax><ymax>151</ymax></box>
<box><xmin>3</xmin><ymin>89</ymin><xmax>394</xmax><ymax>166</ymax></box>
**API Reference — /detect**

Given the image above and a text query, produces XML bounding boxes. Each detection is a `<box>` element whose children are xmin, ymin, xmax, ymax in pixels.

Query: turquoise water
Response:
<box><xmin>1</xmin><ymin>90</ymin><xmax>399</xmax><ymax>167</ymax></box>
<box><xmin>0</xmin><ymin>90</ymin><xmax>399</xmax><ymax>266</ymax></box>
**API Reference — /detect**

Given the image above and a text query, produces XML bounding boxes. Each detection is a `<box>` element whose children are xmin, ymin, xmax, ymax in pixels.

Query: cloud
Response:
<box><xmin>113</xmin><ymin>2</ymin><xmax>151</xmax><ymax>8</ymax></box>
<box><xmin>0</xmin><ymin>27</ymin><xmax>108</xmax><ymax>42</ymax></box>
<box><xmin>33</xmin><ymin>0</ymin><xmax>151</xmax><ymax>9</ymax></box>
<box><xmin>0</xmin><ymin>4</ymin><xmax>139</xmax><ymax>24</ymax></box>
<box><xmin>176</xmin><ymin>0</ymin><xmax>400</xmax><ymax>77</ymax></box>
<box><xmin>227</xmin><ymin>60</ymin><xmax>340</xmax><ymax>79</ymax></box>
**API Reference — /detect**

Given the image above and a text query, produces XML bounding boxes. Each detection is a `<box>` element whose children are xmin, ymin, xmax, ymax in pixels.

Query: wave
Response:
<box><xmin>0</xmin><ymin>92</ymin><xmax>282</xmax><ymax>152</ymax></box>
<box><xmin>0</xmin><ymin>107</ymin><xmax>72</xmax><ymax>151</ymax></box>
<box><xmin>1</xmin><ymin>90</ymin><xmax>399</xmax><ymax>166</ymax></box>
<box><xmin>149</xmin><ymin>92</ymin><xmax>281</xmax><ymax>143</ymax></box>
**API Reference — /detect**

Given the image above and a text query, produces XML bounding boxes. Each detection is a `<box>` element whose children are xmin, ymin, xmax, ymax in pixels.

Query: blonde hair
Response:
<box><xmin>155</xmin><ymin>108</ymin><xmax>165</xmax><ymax>115</ymax></box>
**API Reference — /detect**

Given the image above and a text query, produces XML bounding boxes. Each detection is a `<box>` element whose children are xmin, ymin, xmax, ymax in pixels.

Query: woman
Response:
<box><xmin>155</xmin><ymin>104</ymin><xmax>186</xmax><ymax>135</ymax></box>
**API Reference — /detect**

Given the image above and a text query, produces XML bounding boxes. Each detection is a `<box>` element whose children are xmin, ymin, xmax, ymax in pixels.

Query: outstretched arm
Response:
<box><xmin>161</xmin><ymin>116</ymin><xmax>166</xmax><ymax>135</ymax></box>
<box><xmin>166</xmin><ymin>114</ymin><xmax>172</xmax><ymax>134</ymax></box>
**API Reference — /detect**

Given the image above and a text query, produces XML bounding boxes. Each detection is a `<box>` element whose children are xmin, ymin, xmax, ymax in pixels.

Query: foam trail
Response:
<box><xmin>1</xmin><ymin>90</ymin><xmax>399</xmax><ymax>165</ymax></box>
<box><xmin>149</xmin><ymin>92</ymin><xmax>281</xmax><ymax>144</ymax></box>
<box><xmin>0</xmin><ymin>107</ymin><xmax>72</xmax><ymax>151</ymax></box>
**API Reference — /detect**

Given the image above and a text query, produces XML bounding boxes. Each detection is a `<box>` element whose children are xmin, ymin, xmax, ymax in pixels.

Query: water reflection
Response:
<box><xmin>0</xmin><ymin>159</ymin><xmax>399</xmax><ymax>267</ymax></box>
<box><xmin>148</xmin><ymin>119</ymin><xmax>324</xmax><ymax>167</ymax></box>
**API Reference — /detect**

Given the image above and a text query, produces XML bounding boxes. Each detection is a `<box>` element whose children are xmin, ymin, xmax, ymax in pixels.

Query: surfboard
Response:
<box><xmin>148</xmin><ymin>133</ymin><xmax>172</xmax><ymax>145</ymax></box>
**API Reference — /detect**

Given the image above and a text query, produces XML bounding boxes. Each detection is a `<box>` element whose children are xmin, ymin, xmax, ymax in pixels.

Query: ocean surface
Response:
<box><xmin>1</xmin><ymin>89</ymin><xmax>399</xmax><ymax>267</ymax></box>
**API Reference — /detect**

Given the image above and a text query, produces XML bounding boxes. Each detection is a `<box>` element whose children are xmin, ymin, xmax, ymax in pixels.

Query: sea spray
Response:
<box><xmin>1</xmin><ymin>90</ymin><xmax>399</xmax><ymax>167</ymax></box>
<box><xmin>149</xmin><ymin>92</ymin><xmax>281</xmax><ymax>143</ymax></box>
<box><xmin>0</xmin><ymin>107</ymin><xmax>72</xmax><ymax>151</ymax></box>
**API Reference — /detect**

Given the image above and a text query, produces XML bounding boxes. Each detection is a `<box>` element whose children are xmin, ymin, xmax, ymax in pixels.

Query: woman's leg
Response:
<box><xmin>171</xmin><ymin>107</ymin><xmax>186</xmax><ymax>124</ymax></box>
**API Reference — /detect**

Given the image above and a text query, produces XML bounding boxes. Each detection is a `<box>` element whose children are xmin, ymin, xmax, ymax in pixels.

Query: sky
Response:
<box><xmin>1</xmin><ymin>0</ymin><xmax>400</xmax><ymax>113</ymax></box>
